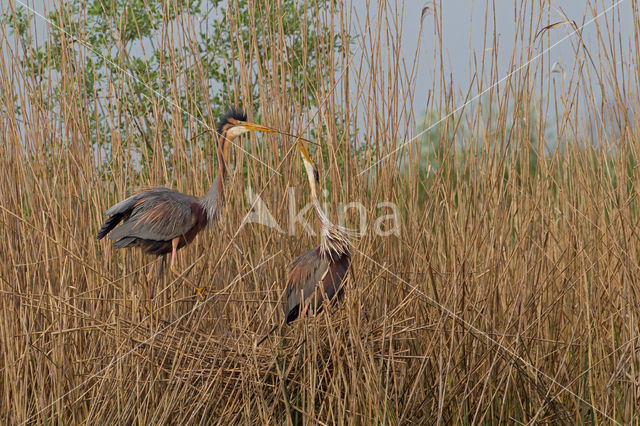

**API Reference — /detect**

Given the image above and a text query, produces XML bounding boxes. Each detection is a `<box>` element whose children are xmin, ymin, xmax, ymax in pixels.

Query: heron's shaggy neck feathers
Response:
<box><xmin>312</xmin><ymin>198</ymin><xmax>350</xmax><ymax>261</ymax></box>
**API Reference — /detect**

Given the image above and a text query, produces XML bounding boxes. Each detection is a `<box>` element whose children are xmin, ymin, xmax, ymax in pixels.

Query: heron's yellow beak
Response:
<box><xmin>241</xmin><ymin>122</ymin><xmax>277</xmax><ymax>133</ymax></box>
<box><xmin>294</xmin><ymin>138</ymin><xmax>313</xmax><ymax>164</ymax></box>
<box><xmin>240</xmin><ymin>119</ymin><xmax>314</xmax><ymax>164</ymax></box>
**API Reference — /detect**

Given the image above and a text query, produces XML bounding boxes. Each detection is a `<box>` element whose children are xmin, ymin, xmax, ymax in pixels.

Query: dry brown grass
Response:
<box><xmin>1</xmin><ymin>0</ymin><xmax>640</xmax><ymax>424</ymax></box>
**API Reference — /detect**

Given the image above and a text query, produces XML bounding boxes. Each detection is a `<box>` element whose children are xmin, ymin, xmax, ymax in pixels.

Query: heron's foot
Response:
<box><xmin>195</xmin><ymin>286</ymin><xmax>207</xmax><ymax>300</ymax></box>
<box><xmin>195</xmin><ymin>285</ymin><xmax>220</xmax><ymax>299</ymax></box>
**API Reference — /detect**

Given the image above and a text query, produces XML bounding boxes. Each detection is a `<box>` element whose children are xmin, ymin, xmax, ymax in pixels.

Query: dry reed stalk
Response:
<box><xmin>1</xmin><ymin>0</ymin><xmax>639</xmax><ymax>423</ymax></box>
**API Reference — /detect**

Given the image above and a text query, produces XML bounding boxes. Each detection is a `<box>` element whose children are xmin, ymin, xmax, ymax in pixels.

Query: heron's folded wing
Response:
<box><xmin>320</xmin><ymin>254</ymin><xmax>350</xmax><ymax>302</ymax></box>
<box><xmin>108</xmin><ymin>188</ymin><xmax>198</xmax><ymax>242</ymax></box>
<box><xmin>284</xmin><ymin>248</ymin><xmax>327</xmax><ymax>323</ymax></box>
<box><xmin>104</xmin><ymin>192</ymin><xmax>143</xmax><ymax>217</ymax></box>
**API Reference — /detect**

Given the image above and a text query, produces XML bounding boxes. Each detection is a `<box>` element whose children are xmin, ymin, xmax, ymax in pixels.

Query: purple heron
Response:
<box><xmin>257</xmin><ymin>139</ymin><xmax>351</xmax><ymax>345</ymax></box>
<box><xmin>97</xmin><ymin>108</ymin><xmax>275</xmax><ymax>302</ymax></box>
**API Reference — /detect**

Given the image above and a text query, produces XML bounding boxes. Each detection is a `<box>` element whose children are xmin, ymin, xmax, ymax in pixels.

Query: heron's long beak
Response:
<box><xmin>241</xmin><ymin>122</ymin><xmax>277</xmax><ymax>133</ymax></box>
<box><xmin>241</xmin><ymin>119</ymin><xmax>315</xmax><ymax>165</ymax></box>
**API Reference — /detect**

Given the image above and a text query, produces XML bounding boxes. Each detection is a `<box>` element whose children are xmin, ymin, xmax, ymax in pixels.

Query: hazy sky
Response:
<box><xmin>356</xmin><ymin>0</ymin><xmax>634</xmax><ymax>118</ymax></box>
<box><xmin>3</xmin><ymin>0</ymin><xmax>634</xmax><ymax>128</ymax></box>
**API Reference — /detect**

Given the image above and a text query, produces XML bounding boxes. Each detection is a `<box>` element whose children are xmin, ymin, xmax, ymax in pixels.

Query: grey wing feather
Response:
<box><xmin>284</xmin><ymin>248</ymin><xmax>328</xmax><ymax>323</ymax></box>
<box><xmin>107</xmin><ymin>187</ymin><xmax>198</xmax><ymax>242</ymax></box>
<box><xmin>104</xmin><ymin>193</ymin><xmax>143</xmax><ymax>217</ymax></box>
<box><xmin>113</xmin><ymin>236</ymin><xmax>136</xmax><ymax>248</ymax></box>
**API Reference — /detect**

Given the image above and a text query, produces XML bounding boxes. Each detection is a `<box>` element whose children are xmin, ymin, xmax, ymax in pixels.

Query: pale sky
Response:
<box><xmin>3</xmin><ymin>0</ymin><xmax>635</xmax><ymax>139</ymax></box>
<box><xmin>353</xmin><ymin>0</ymin><xmax>634</xmax><ymax>123</ymax></box>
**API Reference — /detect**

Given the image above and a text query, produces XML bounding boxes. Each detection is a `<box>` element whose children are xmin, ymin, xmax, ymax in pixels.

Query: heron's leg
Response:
<box><xmin>169</xmin><ymin>238</ymin><xmax>206</xmax><ymax>300</ymax></box>
<box><xmin>302</xmin><ymin>301</ymin><xmax>311</xmax><ymax>317</ymax></box>
<box><xmin>144</xmin><ymin>256</ymin><xmax>163</xmax><ymax>319</ymax></box>
<box><xmin>147</xmin><ymin>275</ymin><xmax>152</xmax><ymax>310</ymax></box>
<box><xmin>147</xmin><ymin>255</ymin><xmax>165</xmax><ymax>281</ymax></box>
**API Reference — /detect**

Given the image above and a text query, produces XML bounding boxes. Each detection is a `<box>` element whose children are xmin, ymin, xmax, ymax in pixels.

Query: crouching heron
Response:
<box><xmin>257</xmin><ymin>138</ymin><xmax>351</xmax><ymax>346</ymax></box>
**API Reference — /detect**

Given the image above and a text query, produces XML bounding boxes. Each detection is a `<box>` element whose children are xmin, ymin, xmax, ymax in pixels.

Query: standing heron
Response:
<box><xmin>257</xmin><ymin>139</ymin><xmax>351</xmax><ymax>345</ymax></box>
<box><xmin>97</xmin><ymin>108</ymin><xmax>275</xmax><ymax>303</ymax></box>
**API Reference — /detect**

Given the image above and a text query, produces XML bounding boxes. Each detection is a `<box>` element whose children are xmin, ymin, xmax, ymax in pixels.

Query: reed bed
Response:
<box><xmin>1</xmin><ymin>0</ymin><xmax>639</xmax><ymax>423</ymax></box>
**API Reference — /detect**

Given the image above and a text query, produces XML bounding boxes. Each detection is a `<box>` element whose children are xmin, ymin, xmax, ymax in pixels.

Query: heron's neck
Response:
<box><xmin>201</xmin><ymin>134</ymin><xmax>230</xmax><ymax>223</ymax></box>
<box><xmin>301</xmin><ymin>155</ymin><xmax>350</xmax><ymax>259</ymax></box>
<box><xmin>198</xmin><ymin>174</ymin><xmax>220</xmax><ymax>222</ymax></box>
<box><xmin>217</xmin><ymin>135</ymin><xmax>229</xmax><ymax>180</ymax></box>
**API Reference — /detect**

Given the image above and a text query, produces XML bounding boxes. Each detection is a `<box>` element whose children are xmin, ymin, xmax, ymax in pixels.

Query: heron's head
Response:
<box><xmin>217</xmin><ymin>107</ymin><xmax>276</xmax><ymax>140</ymax></box>
<box><xmin>295</xmin><ymin>137</ymin><xmax>320</xmax><ymax>194</ymax></box>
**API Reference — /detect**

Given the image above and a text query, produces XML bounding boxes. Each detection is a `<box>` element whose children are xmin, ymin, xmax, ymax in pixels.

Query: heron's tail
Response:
<box><xmin>96</xmin><ymin>213</ymin><xmax>125</xmax><ymax>239</ymax></box>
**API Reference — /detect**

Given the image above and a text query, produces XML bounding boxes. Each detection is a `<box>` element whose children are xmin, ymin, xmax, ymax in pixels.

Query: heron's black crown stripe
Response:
<box><xmin>218</xmin><ymin>107</ymin><xmax>247</xmax><ymax>134</ymax></box>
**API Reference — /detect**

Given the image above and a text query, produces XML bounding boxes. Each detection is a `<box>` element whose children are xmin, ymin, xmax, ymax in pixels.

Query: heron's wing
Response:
<box><xmin>284</xmin><ymin>247</ymin><xmax>328</xmax><ymax>323</ymax></box>
<box><xmin>104</xmin><ymin>192</ymin><xmax>144</xmax><ymax>217</ymax></box>
<box><xmin>318</xmin><ymin>253</ymin><xmax>350</xmax><ymax>303</ymax></box>
<box><xmin>97</xmin><ymin>193</ymin><xmax>144</xmax><ymax>239</ymax></box>
<box><xmin>107</xmin><ymin>187</ymin><xmax>200</xmax><ymax>242</ymax></box>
